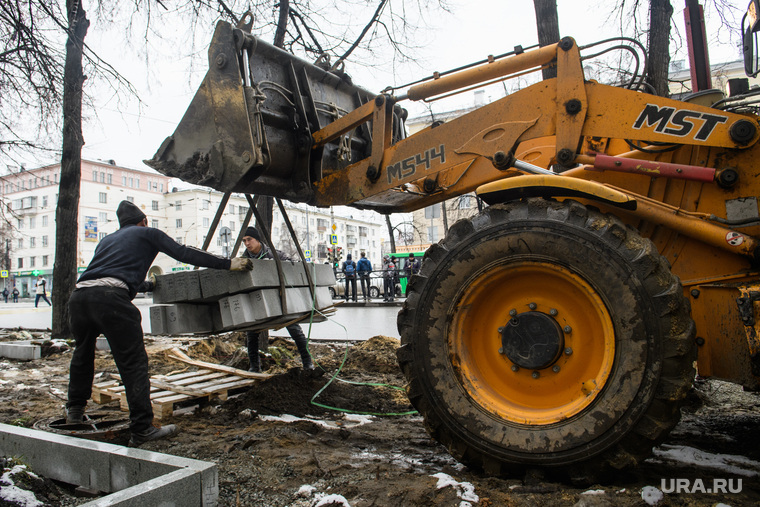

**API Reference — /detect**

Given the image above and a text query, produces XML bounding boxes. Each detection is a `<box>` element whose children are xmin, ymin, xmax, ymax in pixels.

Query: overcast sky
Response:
<box><xmin>64</xmin><ymin>0</ymin><xmax>751</xmax><ymax>172</ymax></box>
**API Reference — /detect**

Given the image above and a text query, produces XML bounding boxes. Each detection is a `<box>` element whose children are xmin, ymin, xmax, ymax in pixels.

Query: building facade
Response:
<box><xmin>0</xmin><ymin>160</ymin><xmax>389</xmax><ymax>296</ymax></box>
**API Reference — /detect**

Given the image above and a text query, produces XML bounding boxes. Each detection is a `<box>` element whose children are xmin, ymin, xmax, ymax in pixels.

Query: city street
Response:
<box><xmin>0</xmin><ymin>297</ymin><xmax>402</xmax><ymax>340</ymax></box>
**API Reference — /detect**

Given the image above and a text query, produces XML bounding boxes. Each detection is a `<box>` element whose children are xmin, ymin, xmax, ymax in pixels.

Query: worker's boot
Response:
<box><xmin>291</xmin><ymin>328</ymin><xmax>314</xmax><ymax>370</ymax></box>
<box><xmin>129</xmin><ymin>424</ymin><xmax>178</xmax><ymax>447</ymax></box>
<box><xmin>248</xmin><ymin>353</ymin><xmax>261</xmax><ymax>373</ymax></box>
<box><xmin>65</xmin><ymin>405</ymin><xmax>86</xmax><ymax>424</ymax></box>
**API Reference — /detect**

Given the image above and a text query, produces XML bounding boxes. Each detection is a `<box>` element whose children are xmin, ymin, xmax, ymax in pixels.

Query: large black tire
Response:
<box><xmin>397</xmin><ymin>199</ymin><xmax>696</xmax><ymax>477</ymax></box>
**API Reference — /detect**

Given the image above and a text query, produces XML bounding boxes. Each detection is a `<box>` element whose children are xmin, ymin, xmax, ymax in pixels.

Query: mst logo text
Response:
<box><xmin>633</xmin><ymin>104</ymin><xmax>727</xmax><ymax>141</ymax></box>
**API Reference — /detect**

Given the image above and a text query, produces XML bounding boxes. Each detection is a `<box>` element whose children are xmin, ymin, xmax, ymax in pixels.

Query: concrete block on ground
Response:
<box><xmin>0</xmin><ymin>341</ymin><xmax>41</xmax><ymax>361</ymax></box>
<box><xmin>230</xmin><ymin>259</ymin><xmax>280</xmax><ymax>293</ymax></box>
<box><xmin>149</xmin><ymin>306</ymin><xmax>168</xmax><ymax>334</ymax></box>
<box><xmin>96</xmin><ymin>337</ymin><xmax>110</xmax><ymax>351</ymax></box>
<box><xmin>165</xmin><ymin>304</ymin><xmax>215</xmax><ymax>334</ymax></box>
<box><xmin>0</xmin><ymin>423</ymin><xmax>218</xmax><ymax>506</ymax></box>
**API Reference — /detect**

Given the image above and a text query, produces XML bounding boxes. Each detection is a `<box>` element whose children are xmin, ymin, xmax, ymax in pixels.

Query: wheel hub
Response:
<box><xmin>501</xmin><ymin>311</ymin><xmax>564</xmax><ymax>370</ymax></box>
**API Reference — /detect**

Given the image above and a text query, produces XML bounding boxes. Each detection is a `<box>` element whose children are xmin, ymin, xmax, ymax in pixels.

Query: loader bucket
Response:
<box><xmin>145</xmin><ymin>20</ymin><xmax>389</xmax><ymax>202</ymax></box>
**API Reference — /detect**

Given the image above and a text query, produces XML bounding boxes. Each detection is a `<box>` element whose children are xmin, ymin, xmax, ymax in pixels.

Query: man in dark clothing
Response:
<box><xmin>241</xmin><ymin>226</ymin><xmax>314</xmax><ymax>372</ymax></box>
<box><xmin>66</xmin><ymin>200</ymin><xmax>252</xmax><ymax>447</ymax></box>
<box><xmin>341</xmin><ymin>254</ymin><xmax>358</xmax><ymax>302</ymax></box>
<box><xmin>404</xmin><ymin>253</ymin><xmax>420</xmax><ymax>296</ymax></box>
<box><xmin>2</xmin><ymin>287</ymin><xmax>8</xmax><ymax>303</ymax></box>
<box><xmin>356</xmin><ymin>252</ymin><xmax>372</xmax><ymax>300</ymax></box>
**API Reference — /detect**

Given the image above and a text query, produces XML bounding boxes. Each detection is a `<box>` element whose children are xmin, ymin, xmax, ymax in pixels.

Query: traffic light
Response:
<box><xmin>327</xmin><ymin>247</ymin><xmax>334</xmax><ymax>264</ymax></box>
<box><xmin>336</xmin><ymin>246</ymin><xmax>343</xmax><ymax>262</ymax></box>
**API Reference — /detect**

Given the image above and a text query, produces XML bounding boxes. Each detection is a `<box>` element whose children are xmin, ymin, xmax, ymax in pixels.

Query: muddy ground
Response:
<box><xmin>0</xmin><ymin>330</ymin><xmax>758</xmax><ymax>506</ymax></box>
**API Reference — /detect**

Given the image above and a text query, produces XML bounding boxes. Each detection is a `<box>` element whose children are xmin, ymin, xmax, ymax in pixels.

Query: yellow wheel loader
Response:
<box><xmin>146</xmin><ymin>7</ymin><xmax>760</xmax><ymax>477</ymax></box>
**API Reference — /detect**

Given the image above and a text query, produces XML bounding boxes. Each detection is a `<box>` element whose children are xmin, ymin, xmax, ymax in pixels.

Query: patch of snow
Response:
<box><xmin>297</xmin><ymin>484</ymin><xmax>316</xmax><ymax>498</ymax></box>
<box><xmin>641</xmin><ymin>486</ymin><xmax>663</xmax><ymax>506</ymax></box>
<box><xmin>582</xmin><ymin>489</ymin><xmax>606</xmax><ymax>495</ymax></box>
<box><xmin>342</xmin><ymin>414</ymin><xmax>374</xmax><ymax>425</ymax></box>
<box><xmin>651</xmin><ymin>444</ymin><xmax>760</xmax><ymax>477</ymax></box>
<box><xmin>431</xmin><ymin>472</ymin><xmax>479</xmax><ymax>505</ymax></box>
<box><xmin>313</xmin><ymin>493</ymin><xmax>351</xmax><ymax>506</ymax></box>
<box><xmin>258</xmin><ymin>414</ymin><xmax>373</xmax><ymax>429</ymax></box>
<box><xmin>0</xmin><ymin>465</ymin><xmax>44</xmax><ymax>507</ymax></box>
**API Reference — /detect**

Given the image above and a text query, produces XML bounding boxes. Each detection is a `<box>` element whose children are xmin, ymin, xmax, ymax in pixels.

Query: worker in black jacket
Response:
<box><xmin>241</xmin><ymin>226</ymin><xmax>314</xmax><ymax>372</ymax></box>
<box><xmin>66</xmin><ymin>200</ymin><xmax>252</xmax><ymax>447</ymax></box>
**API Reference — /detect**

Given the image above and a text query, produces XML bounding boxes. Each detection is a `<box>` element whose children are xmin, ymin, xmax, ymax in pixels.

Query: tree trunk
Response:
<box><xmin>533</xmin><ymin>0</ymin><xmax>560</xmax><ymax>80</ymax></box>
<box><xmin>440</xmin><ymin>201</ymin><xmax>449</xmax><ymax>235</ymax></box>
<box><xmin>647</xmin><ymin>0</ymin><xmax>673</xmax><ymax>97</ymax></box>
<box><xmin>273</xmin><ymin>0</ymin><xmax>290</xmax><ymax>49</ymax></box>
<box><xmin>385</xmin><ymin>215</ymin><xmax>396</xmax><ymax>254</ymax></box>
<box><xmin>52</xmin><ymin>1</ymin><xmax>89</xmax><ymax>339</ymax></box>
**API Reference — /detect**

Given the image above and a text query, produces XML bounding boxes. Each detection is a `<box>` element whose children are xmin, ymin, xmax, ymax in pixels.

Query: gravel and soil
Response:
<box><xmin>0</xmin><ymin>330</ymin><xmax>758</xmax><ymax>506</ymax></box>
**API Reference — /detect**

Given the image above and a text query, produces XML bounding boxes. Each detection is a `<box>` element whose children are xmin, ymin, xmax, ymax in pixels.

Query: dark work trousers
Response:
<box><xmin>35</xmin><ymin>293</ymin><xmax>52</xmax><ymax>307</ymax></box>
<box><xmin>384</xmin><ymin>277</ymin><xmax>395</xmax><ymax>301</ymax></box>
<box><xmin>67</xmin><ymin>287</ymin><xmax>153</xmax><ymax>432</ymax></box>
<box><xmin>359</xmin><ymin>274</ymin><xmax>371</xmax><ymax>299</ymax></box>
<box><xmin>247</xmin><ymin>324</ymin><xmax>311</xmax><ymax>370</ymax></box>
<box><xmin>344</xmin><ymin>276</ymin><xmax>357</xmax><ymax>302</ymax></box>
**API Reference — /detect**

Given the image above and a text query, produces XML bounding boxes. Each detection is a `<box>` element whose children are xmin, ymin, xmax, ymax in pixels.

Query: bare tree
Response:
<box><xmin>533</xmin><ymin>0</ymin><xmax>560</xmax><ymax>80</ymax></box>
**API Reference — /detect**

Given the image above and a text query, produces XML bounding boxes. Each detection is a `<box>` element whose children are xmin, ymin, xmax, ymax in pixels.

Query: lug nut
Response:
<box><xmin>528</xmin><ymin>302</ymin><xmax>537</xmax><ymax>310</ymax></box>
<box><xmin>550</xmin><ymin>308</ymin><xmax>558</xmax><ymax>316</ymax></box>
<box><xmin>509</xmin><ymin>309</ymin><xmax>517</xmax><ymax>317</ymax></box>
<box><xmin>498</xmin><ymin>327</ymin><xmax>504</xmax><ymax>334</ymax></box>
<box><xmin>511</xmin><ymin>365</ymin><xmax>519</xmax><ymax>372</ymax></box>
<box><xmin>563</xmin><ymin>326</ymin><xmax>572</xmax><ymax>334</ymax></box>
<box><xmin>564</xmin><ymin>347</ymin><xmax>573</xmax><ymax>356</ymax></box>
<box><xmin>532</xmin><ymin>371</ymin><xmax>540</xmax><ymax>379</ymax></box>
<box><xmin>552</xmin><ymin>365</ymin><xmax>561</xmax><ymax>373</ymax></box>
<box><xmin>498</xmin><ymin>347</ymin><xmax>504</xmax><ymax>354</ymax></box>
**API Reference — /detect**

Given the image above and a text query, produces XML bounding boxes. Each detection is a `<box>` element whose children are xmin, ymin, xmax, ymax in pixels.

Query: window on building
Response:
<box><xmin>42</xmin><ymin>236</ymin><xmax>48</xmax><ymax>247</ymax></box>
<box><xmin>42</xmin><ymin>255</ymin><xmax>48</xmax><ymax>266</ymax></box>
<box><xmin>152</xmin><ymin>200</ymin><xmax>159</xmax><ymax>211</ymax></box>
<box><xmin>54</xmin><ymin>173</ymin><xmax>58</xmax><ymax>183</ymax></box>
<box><xmin>175</xmin><ymin>200</ymin><xmax>182</xmax><ymax>211</ymax></box>
<box><xmin>42</xmin><ymin>195</ymin><xmax>47</xmax><ymax>207</ymax></box>
<box><xmin>29</xmin><ymin>237</ymin><xmax>35</xmax><ymax>248</ymax></box>
<box><xmin>17</xmin><ymin>258</ymin><xmax>23</xmax><ymax>269</ymax></box>
<box><xmin>122</xmin><ymin>176</ymin><xmax>127</xmax><ymax>186</ymax></box>
<box><xmin>29</xmin><ymin>217</ymin><xmax>35</xmax><ymax>229</ymax></box>
<box><xmin>126</xmin><ymin>196</ymin><xmax>134</xmax><ymax>203</ymax></box>
<box><xmin>18</xmin><ymin>239</ymin><xmax>23</xmax><ymax>249</ymax></box>
<box><xmin>160</xmin><ymin>183</ymin><xmax>164</xmax><ymax>192</ymax></box>
<box><xmin>99</xmin><ymin>232</ymin><xmax>107</xmax><ymax>241</ymax></box>
<box><xmin>202</xmin><ymin>200</ymin><xmax>209</xmax><ymax>210</ymax></box>
<box><xmin>29</xmin><ymin>257</ymin><xmax>35</xmax><ymax>267</ymax></box>
<box><xmin>99</xmin><ymin>212</ymin><xmax>107</xmax><ymax>222</ymax></box>
<box><xmin>42</xmin><ymin>216</ymin><xmax>48</xmax><ymax>227</ymax></box>
<box><xmin>129</xmin><ymin>177</ymin><xmax>134</xmax><ymax>187</ymax></box>
<box><xmin>151</xmin><ymin>219</ymin><xmax>159</xmax><ymax>228</ymax></box>
<box><xmin>107</xmin><ymin>174</ymin><xmax>112</xmax><ymax>184</ymax></box>
<box><xmin>424</xmin><ymin>205</ymin><xmax>441</xmax><ymax>219</ymax></box>
<box><xmin>100</xmin><ymin>172</ymin><xmax>105</xmax><ymax>183</ymax></box>
<box><xmin>93</xmin><ymin>170</ymin><xmax>98</xmax><ymax>182</ymax></box>
<box><xmin>176</xmin><ymin>219</ymin><xmax>182</xmax><ymax>228</ymax></box>
<box><xmin>99</xmin><ymin>192</ymin><xmax>107</xmax><ymax>203</ymax></box>
<box><xmin>175</xmin><ymin>237</ymin><xmax>183</xmax><ymax>244</ymax></box>
<box><xmin>229</xmin><ymin>221</ymin><xmax>235</xmax><ymax>230</ymax></box>
<box><xmin>136</xmin><ymin>178</ymin><xmax>140</xmax><ymax>188</ymax></box>
<box><xmin>203</xmin><ymin>217</ymin><xmax>210</xmax><ymax>228</ymax></box>
<box><xmin>228</xmin><ymin>204</ymin><xmax>235</xmax><ymax>214</ymax></box>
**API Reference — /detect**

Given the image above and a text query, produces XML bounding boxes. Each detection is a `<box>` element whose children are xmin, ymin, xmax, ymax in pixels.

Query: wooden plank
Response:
<box><xmin>168</xmin><ymin>349</ymin><xmax>271</xmax><ymax>379</ymax></box>
<box><xmin>150</xmin><ymin>379</ymin><xmax>211</xmax><ymax>398</ymax></box>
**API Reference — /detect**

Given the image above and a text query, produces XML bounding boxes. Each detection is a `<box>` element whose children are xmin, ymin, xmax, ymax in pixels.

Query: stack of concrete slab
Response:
<box><xmin>150</xmin><ymin>260</ymin><xmax>336</xmax><ymax>334</ymax></box>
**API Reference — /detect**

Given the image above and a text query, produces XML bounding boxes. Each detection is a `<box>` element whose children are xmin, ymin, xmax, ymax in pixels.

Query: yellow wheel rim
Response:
<box><xmin>448</xmin><ymin>261</ymin><xmax>615</xmax><ymax>425</ymax></box>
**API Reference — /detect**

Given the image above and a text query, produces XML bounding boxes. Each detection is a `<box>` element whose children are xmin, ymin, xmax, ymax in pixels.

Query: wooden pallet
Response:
<box><xmin>91</xmin><ymin>349</ymin><xmax>271</xmax><ymax>419</ymax></box>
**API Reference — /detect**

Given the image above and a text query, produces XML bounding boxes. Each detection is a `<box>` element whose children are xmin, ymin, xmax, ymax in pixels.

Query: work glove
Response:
<box><xmin>149</xmin><ymin>274</ymin><xmax>157</xmax><ymax>291</ymax></box>
<box><xmin>230</xmin><ymin>257</ymin><xmax>253</xmax><ymax>271</ymax></box>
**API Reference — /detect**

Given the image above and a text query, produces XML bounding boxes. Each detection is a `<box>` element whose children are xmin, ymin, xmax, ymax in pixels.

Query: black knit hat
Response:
<box><xmin>244</xmin><ymin>226</ymin><xmax>261</xmax><ymax>241</ymax></box>
<box><xmin>116</xmin><ymin>200</ymin><xmax>146</xmax><ymax>227</ymax></box>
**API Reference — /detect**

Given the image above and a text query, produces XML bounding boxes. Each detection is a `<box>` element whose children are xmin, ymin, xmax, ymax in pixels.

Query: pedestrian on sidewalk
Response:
<box><xmin>382</xmin><ymin>255</ymin><xmax>396</xmax><ymax>302</ymax></box>
<box><xmin>342</xmin><ymin>254</ymin><xmax>358</xmax><ymax>302</ymax></box>
<box><xmin>66</xmin><ymin>200</ymin><xmax>253</xmax><ymax>447</ymax></box>
<box><xmin>404</xmin><ymin>253</ymin><xmax>420</xmax><ymax>296</ymax></box>
<box><xmin>34</xmin><ymin>275</ymin><xmax>52</xmax><ymax>307</ymax></box>
<box><xmin>2</xmin><ymin>287</ymin><xmax>8</xmax><ymax>303</ymax></box>
<box><xmin>11</xmin><ymin>286</ymin><xmax>18</xmax><ymax>303</ymax></box>
<box><xmin>239</xmin><ymin>226</ymin><xmax>314</xmax><ymax>373</ymax></box>
<box><xmin>357</xmin><ymin>252</ymin><xmax>372</xmax><ymax>300</ymax></box>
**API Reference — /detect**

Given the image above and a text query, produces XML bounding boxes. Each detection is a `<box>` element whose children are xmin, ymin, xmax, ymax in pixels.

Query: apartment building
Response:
<box><xmin>1</xmin><ymin>160</ymin><xmax>390</xmax><ymax>295</ymax></box>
